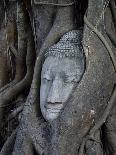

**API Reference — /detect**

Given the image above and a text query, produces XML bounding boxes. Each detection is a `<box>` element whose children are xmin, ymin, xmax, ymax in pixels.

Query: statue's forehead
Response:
<box><xmin>42</xmin><ymin>57</ymin><xmax>79</xmax><ymax>76</ymax></box>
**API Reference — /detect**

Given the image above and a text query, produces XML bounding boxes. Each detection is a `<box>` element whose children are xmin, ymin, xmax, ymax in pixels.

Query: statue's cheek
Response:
<box><xmin>40</xmin><ymin>80</ymin><xmax>52</xmax><ymax>102</ymax></box>
<box><xmin>62</xmin><ymin>83</ymin><xmax>75</xmax><ymax>102</ymax></box>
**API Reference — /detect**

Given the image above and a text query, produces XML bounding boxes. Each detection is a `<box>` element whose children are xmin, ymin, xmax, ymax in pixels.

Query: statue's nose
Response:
<box><xmin>47</xmin><ymin>77</ymin><xmax>63</xmax><ymax>103</ymax></box>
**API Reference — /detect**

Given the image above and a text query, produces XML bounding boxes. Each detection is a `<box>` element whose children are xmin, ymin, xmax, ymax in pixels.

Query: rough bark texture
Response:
<box><xmin>0</xmin><ymin>0</ymin><xmax>115</xmax><ymax>155</ymax></box>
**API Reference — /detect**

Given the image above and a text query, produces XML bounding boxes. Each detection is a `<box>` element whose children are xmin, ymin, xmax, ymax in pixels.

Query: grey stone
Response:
<box><xmin>40</xmin><ymin>29</ymin><xmax>85</xmax><ymax>122</ymax></box>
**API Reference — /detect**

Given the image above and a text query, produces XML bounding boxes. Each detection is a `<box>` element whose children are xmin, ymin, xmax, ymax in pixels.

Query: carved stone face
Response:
<box><xmin>40</xmin><ymin>56</ymin><xmax>84</xmax><ymax>122</ymax></box>
<box><xmin>40</xmin><ymin>56</ymin><xmax>84</xmax><ymax>121</ymax></box>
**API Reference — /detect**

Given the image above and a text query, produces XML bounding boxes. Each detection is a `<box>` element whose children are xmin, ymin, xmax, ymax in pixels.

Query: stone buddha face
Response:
<box><xmin>40</xmin><ymin>30</ymin><xmax>84</xmax><ymax>122</ymax></box>
<box><xmin>40</xmin><ymin>56</ymin><xmax>84</xmax><ymax>122</ymax></box>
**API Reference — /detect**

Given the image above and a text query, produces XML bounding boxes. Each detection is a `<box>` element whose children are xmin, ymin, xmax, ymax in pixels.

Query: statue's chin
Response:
<box><xmin>45</xmin><ymin>110</ymin><xmax>60</xmax><ymax>122</ymax></box>
<box><xmin>42</xmin><ymin>103</ymin><xmax>64</xmax><ymax>122</ymax></box>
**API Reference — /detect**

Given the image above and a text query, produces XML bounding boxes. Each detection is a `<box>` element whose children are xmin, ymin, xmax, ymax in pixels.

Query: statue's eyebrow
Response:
<box><xmin>64</xmin><ymin>74</ymin><xmax>78</xmax><ymax>80</ymax></box>
<box><xmin>64</xmin><ymin>70</ymin><xmax>79</xmax><ymax>77</ymax></box>
<box><xmin>42</xmin><ymin>69</ymin><xmax>52</xmax><ymax>79</ymax></box>
<box><xmin>42</xmin><ymin>74</ymin><xmax>52</xmax><ymax>81</ymax></box>
<box><xmin>63</xmin><ymin>72</ymin><xmax>81</xmax><ymax>82</ymax></box>
<box><xmin>42</xmin><ymin>68</ymin><xmax>51</xmax><ymax>75</ymax></box>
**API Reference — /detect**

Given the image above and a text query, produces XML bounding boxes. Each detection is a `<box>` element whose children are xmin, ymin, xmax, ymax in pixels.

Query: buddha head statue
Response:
<box><xmin>40</xmin><ymin>30</ymin><xmax>85</xmax><ymax>122</ymax></box>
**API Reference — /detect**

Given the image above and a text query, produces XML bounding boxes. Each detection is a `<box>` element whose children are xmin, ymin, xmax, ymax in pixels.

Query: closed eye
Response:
<box><xmin>64</xmin><ymin>76</ymin><xmax>78</xmax><ymax>84</ymax></box>
<box><xmin>65</xmin><ymin>79</ymin><xmax>77</xmax><ymax>84</ymax></box>
<box><xmin>42</xmin><ymin>74</ymin><xmax>52</xmax><ymax>82</ymax></box>
<box><xmin>43</xmin><ymin>78</ymin><xmax>52</xmax><ymax>82</ymax></box>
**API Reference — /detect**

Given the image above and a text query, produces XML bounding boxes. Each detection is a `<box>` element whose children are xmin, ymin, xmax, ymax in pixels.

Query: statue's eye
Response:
<box><xmin>43</xmin><ymin>78</ymin><xmax>52</xmax><ymax>82</ymax></box>
<box><xmin>42</xmin><ymin>75</ymin><xmax>52</xmax><ymax>82</ymax></box>
<box><xmin>65</xmin><ymin>80</ymin><xmax>77</xmax><ymax>84</ymax></box>
<box><xmin>64</xmin><ymin>76</ymin><xmax>77</xmax><ymax>84</ymax></box>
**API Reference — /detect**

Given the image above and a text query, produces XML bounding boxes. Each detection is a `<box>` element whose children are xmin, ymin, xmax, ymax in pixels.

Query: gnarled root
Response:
<box><xmin>0</xmin><ymin>0</ymin><xmax>35</xmax><ymax>131</ymax></box>
<box><xmin>0</xmin><ymin>80</ymin><xmax>17</xmax><ymax>94</ymax></box>
<box><xmin>79</xmin><ymin>87</ymin><xmax>116</xmax><ymax>155</ymax></box>
<box><xmin>0</xmin><ymin>129</ymin><xmax>17</xmax><ymax>155</ymax></box>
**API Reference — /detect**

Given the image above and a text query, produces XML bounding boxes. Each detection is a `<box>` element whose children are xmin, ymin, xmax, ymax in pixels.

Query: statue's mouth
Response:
<box><xmin>45</xmin><ymin>103</ymin><xmax>63</xmax><ymax>113</ymax></box>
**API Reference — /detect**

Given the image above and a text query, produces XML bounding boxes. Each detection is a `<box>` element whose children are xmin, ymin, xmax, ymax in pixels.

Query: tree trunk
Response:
<box><xmin>0</xmin><ymin>0</ymin><xmax>115</xmax><ymax>154</ymax></box>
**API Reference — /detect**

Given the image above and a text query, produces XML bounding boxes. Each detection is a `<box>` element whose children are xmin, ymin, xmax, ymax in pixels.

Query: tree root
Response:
<box><xmin>110</xmin><ymin>0</ymin><xmax>116</xmax><ymax>27</ymax></box>
<box><xmin>79</xmin><ymin>86</ymin><xmax>116</xmax><ymax>155</ymax></box>
<box><xmin>84</xmin><ymin>13</ymin><xmax>116</xmax><ymax>71</ymax></box>
<box><xmin>6</xmin><ymin>105</ymin><xmax>23</xmax><ymax>123</ymax></box>
<box><xmin>79</xmin><ymin>12</ymin><xmax>116</xmax><ymax>154</ymax></box>
<box><xmin>79</xmin><ymin>8</ymin><xmax>116</xmax><ymax>155</ymax></box>
<box><xmin>0</xmin><ymin>0</ymin><xmax>35</xmax><ymax>128</ymax></box>
<box><xmin>0</xmin><ymin>105</ymin><xmax>23</xmax><ymax>133</ymax></box>
<box><xmin>0</xmin><ymin>37</ymin><xmax>35</xmax><ymax>126</ymax></box>
<box><xmin>0</xmin><ymin>80</ymin><xmax>17</xmax><ymax>94</ymax></box>
<box><xmin>0</xmin><ymin>128</ymin><xmax>17</xmax><ymax>155</ymax></box>
<box><xmin>0</xmin><ymin>75</ymin><xmax>29</xmax><ymax>131</ymax></box>
<box><xmin>1</xmin><ymin>105</ymin><xmax>22</xmax><ymax>130</ymax></box>
<box><xmin>104</xmin><ymin>6</ymin><xmax>116</xmax><ymax>47</ymax></box>
<box><xmin>0</xmin><ymin>71</ymin><xmax>32</xmax><ymax>107</ymax></box>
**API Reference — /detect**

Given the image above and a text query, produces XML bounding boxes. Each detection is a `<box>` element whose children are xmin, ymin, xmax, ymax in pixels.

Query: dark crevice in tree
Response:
<box><xmin>75</xmin><ymin>0</ymin><xmax>88</xmax><ymax>27</ymax></box>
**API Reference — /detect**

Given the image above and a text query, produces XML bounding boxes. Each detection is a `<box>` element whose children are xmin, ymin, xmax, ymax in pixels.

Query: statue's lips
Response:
<box><xmin>45</xmin><ymin>103</ymin><xmax>63</xmax><ymax>112</ymax></box>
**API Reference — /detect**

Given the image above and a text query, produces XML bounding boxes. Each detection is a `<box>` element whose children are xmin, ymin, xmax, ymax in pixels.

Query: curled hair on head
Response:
<box><xmin>45</xmin><ymin>29</ymin><xmax>84</xmax><ymax>59</ymax></box>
